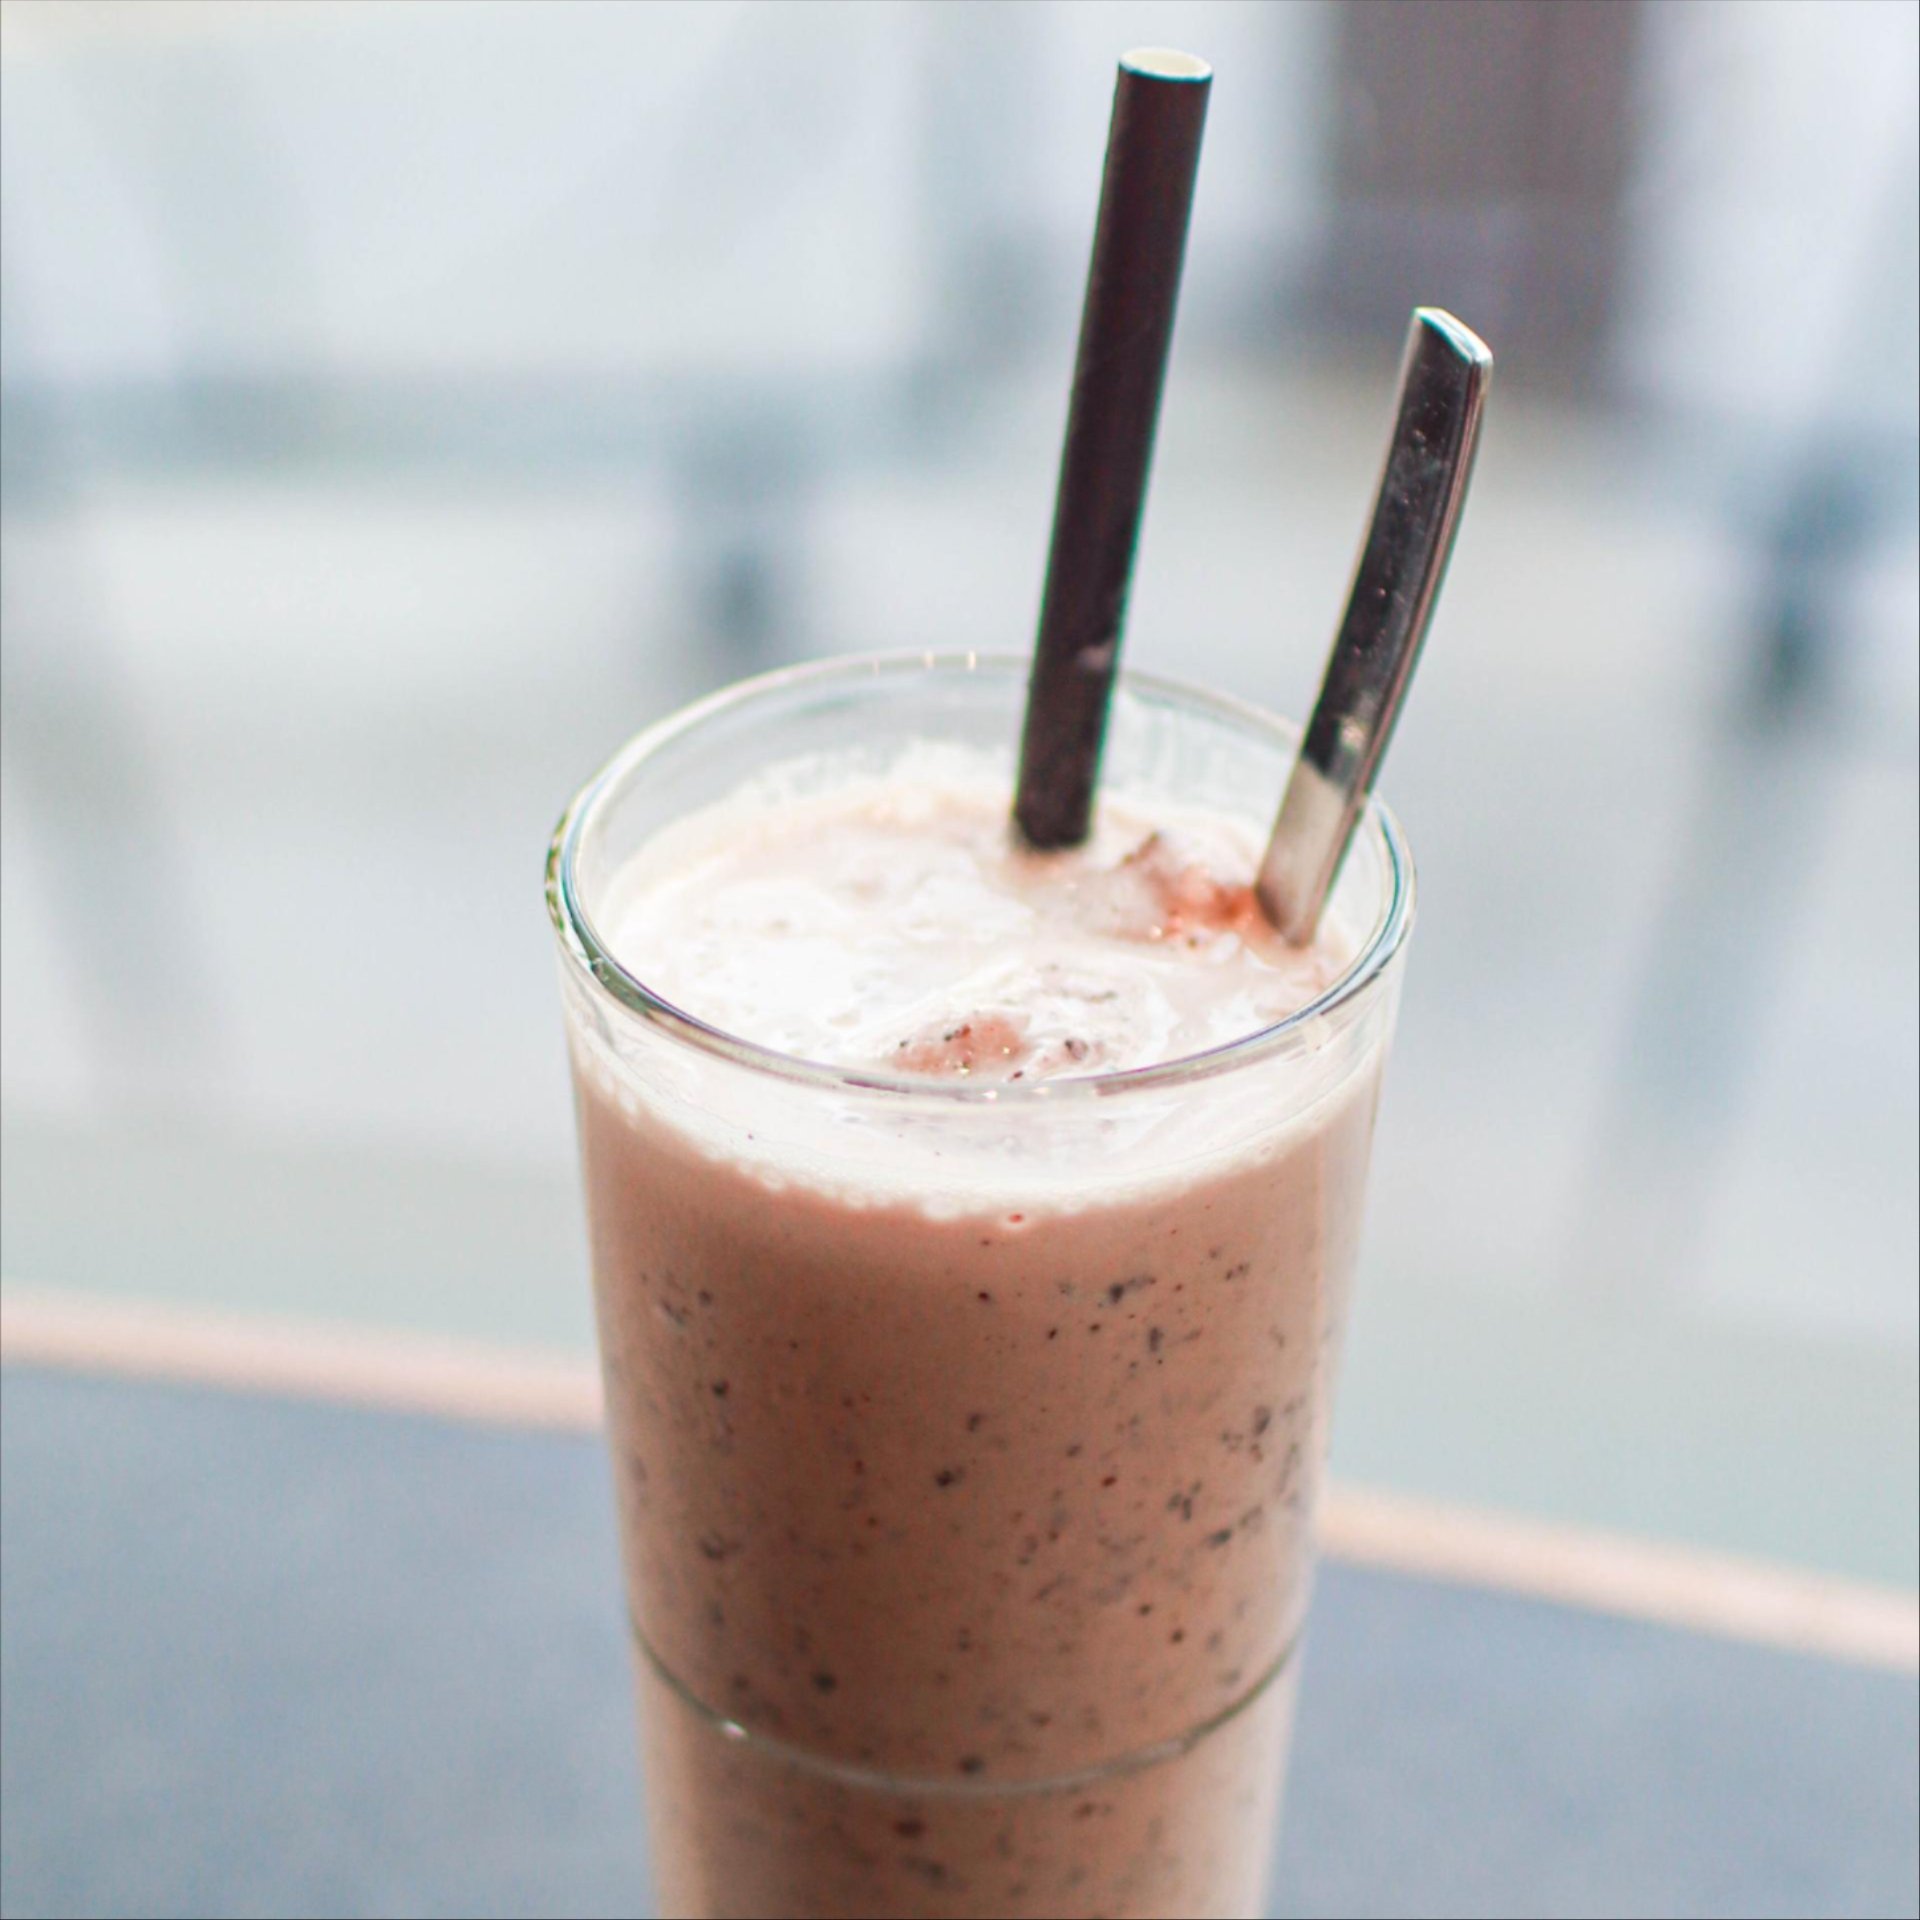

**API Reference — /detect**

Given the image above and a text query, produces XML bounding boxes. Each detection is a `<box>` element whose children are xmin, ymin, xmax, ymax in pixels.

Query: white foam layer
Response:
<box><xmin>598</xmin><ymin>748</ymin><xmax>1358</xmax><ymax>1081</ymax></box>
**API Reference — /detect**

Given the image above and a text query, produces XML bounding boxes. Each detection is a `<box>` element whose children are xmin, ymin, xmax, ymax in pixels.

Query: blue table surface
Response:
<box><xmin>1</xmin><ymin>1368</ymin><xmax>1914</xmax><ymax>1920</ymax></box>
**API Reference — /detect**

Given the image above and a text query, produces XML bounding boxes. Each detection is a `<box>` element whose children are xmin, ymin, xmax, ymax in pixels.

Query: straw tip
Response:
<box><xmin>1120</xmin><ymin>46</ymin><xmax>1211</xmax><ymax>83</ymax></box>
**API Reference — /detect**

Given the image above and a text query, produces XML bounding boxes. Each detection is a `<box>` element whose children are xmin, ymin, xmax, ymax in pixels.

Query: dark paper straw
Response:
<box><xmin>1014</xmin><ymin>48</ymin><xmax>1211</xmax><ymax>851</ymax></box>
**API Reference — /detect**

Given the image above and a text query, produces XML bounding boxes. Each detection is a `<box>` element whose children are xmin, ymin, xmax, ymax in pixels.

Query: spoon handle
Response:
<box><xmin>1257</xmin><ymin>308</ymin><xmax>1491</xmax><ymax>943</ymax></box>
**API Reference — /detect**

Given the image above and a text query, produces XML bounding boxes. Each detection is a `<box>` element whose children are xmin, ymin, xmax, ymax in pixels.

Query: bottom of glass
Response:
<box><xmin>631</xmin><ymin>1616</ymin><xmax>1300</xmax><ymax>1801</ymax></box>
<box><xmin>628</xmin><ymin>1627</ymin><xmax>1299</xmax><ymax>1920</ymax></box>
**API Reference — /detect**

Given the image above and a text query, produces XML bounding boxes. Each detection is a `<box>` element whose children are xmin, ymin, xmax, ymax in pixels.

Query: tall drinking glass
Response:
<box><xmin>547</xmin><ymin>653</ymin><xmax>1412</xmax><ymax>1919</ymax></box>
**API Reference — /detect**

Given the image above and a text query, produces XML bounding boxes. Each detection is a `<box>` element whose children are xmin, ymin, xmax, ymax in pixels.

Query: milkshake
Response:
<box><xmin>549</xmin><ymin>654</ymin><xmax>1412</xmax><ymax>1919</ymax></box>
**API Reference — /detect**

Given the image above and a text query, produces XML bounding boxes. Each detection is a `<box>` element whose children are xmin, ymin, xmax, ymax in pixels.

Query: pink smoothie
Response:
<box><xmin>563</xmin><ymin>760</ymin><xmax>1395</xmax><ymax>1918</ymax></box>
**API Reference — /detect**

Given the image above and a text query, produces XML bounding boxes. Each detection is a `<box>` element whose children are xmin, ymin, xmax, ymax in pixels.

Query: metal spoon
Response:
<box><xmin>1257</xmin><ymin>307</ymin><xmax>1492</xmax><ymax>943</ymax></box>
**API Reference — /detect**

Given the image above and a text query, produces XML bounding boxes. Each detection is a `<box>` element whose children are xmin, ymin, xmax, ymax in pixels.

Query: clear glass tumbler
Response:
<box><xmin>547</xmin><ymin>653</ymin><xmax>1412</xmax><ymax>1919</ymax></box>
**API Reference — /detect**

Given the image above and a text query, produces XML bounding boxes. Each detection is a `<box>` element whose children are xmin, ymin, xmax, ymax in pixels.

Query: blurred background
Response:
<box><xmin>2</xmin><ymin>0</ymin><xmax>1915</xmax><ymax>1589</ymax></box>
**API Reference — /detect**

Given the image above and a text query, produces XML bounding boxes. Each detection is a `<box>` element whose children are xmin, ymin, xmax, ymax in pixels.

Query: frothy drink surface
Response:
<box><xmin>600</xmin><ymin>760</ymin><xmax>1350</xmax><ymax>1081</ymax></box>
<box><xmin>567</xmin><ymin>753</ymin><xmax>1392</xmax><ymax>1918</ymax></box>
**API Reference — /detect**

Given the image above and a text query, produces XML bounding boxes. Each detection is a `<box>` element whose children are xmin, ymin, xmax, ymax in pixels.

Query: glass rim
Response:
<box><xmin>546</xmin><ymin>650</ymin><xmax>1414</xmax><ymax>1105</ymax></box>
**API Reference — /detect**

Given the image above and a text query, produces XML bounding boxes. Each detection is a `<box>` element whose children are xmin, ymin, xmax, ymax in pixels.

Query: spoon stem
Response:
<box><xmin>1257</xmin><ymin>307</ymin><xmax>1492</xmax><ymax>943</ymax></box>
